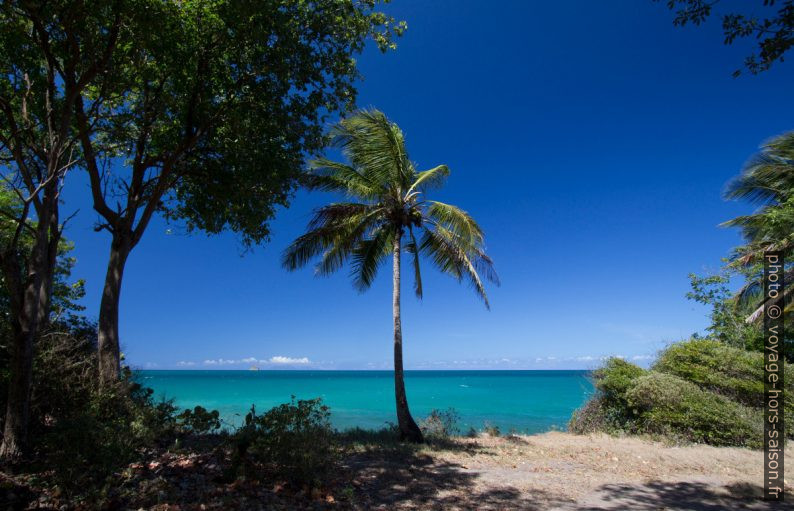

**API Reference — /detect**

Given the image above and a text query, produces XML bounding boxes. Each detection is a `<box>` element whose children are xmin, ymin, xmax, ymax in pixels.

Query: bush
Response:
<box><xmin>593</xmin><ymin>358</ymin><xmax>646</xmax><ymax>403</ymax></box>
<box><xmin>654</xmin><ymin>338</ymin><xmax>794</xmax><ymax>414</ymax></box>
<box><xmin>568</xmin><ymin>395</ymin><xmax>627</xmax><ymax>435</ymax></box>
<box><xmin>39</xmin><ymin>371</ymin><xmax>178</xmax><ymax>494</ymax></box>
<box><xmin>626</xmin><ymin>372</ymin><xmax>763</xmax><ymax>448</ymax></box>
<box><xmin>569</xmin><ymin>340</ymin><xmax>778</xmax><ymax>449</ymax></box>
<box><xmin>177</xmin><ymin>406</ymin><xmax>221</xmax><ymax>434</ymax></box>
<box><xmin>233</xmin><ymin>397</ymin><xmax>335</xmax><ymax>488</ymax></box>
<box><xmin>3</xmin><ymin>321</ymin><xmax>180</xmax><ymax>496</ymax></box>
<box><xmin>654</xmin><ymin>338</ymin><xmax>794</xmax><ymax>436</ymax></box>
<box><xmin>569</xmin><ymin>357</ymin><xmax>646</xmax><ymax>434</ymax></box>
<box><xmin>419</xmin><ymin>408</ymin><xmax>460</xmax><ymax>439</ymax></box>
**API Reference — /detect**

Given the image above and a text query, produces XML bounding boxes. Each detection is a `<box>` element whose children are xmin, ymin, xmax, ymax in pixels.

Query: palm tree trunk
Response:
<box><xmin>392</xmin><ymin>233</ymin><xmax>423</xmax><ymax>443</ymax></box>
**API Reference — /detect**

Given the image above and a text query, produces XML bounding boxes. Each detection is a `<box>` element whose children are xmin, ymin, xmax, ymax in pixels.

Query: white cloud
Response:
<box><xmin>632</xmin><ymin>355</ymin><xmax>654</xmax><ymax>361</ymax></box>
<box><xmin>176</xmin><ymin>361</ymin><xmax>196</xmax><ymax>367</ymax></box>
<box><xmin>199</xmin><ymin>356</ymin><xmax>311</xmax><ymax>367</ymax></box>
<box><xmin>268</xmin><ymin>356</ymin><xmax>310</xmax><ymax>365</ymax></box>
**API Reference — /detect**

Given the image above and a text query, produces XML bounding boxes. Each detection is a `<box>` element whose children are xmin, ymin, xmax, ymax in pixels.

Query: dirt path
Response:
<box><xmin>346</xmin><ymin>432</ymin><xmax>794</xmax><ymax>510</ymax></box>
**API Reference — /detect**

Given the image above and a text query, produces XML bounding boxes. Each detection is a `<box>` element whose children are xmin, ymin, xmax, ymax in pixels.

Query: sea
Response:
<box><xmin>137</xmin><ymin>370</ymin><xmax>594</xmax><ymax>434</ymax></box>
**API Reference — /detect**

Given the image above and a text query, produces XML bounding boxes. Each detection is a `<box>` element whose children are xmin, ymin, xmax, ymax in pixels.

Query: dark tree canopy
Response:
<box><xmin>657</xmin><ymin>0</ymin><xmax>794</xmax><ymax>75</ymax></box>
<box><xmin>73</xmin><ymin>0</ymin><xmax>407</xmax><ymax>247</ymax></box>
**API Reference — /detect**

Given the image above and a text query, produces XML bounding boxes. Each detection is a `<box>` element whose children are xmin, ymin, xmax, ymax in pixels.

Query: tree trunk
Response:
<box><xmin>392</xmin><ymin>234</ymin><xmax>423</xmax><ymax>443</ymax></box>
<box><xmin>97</xmin><ymin>234</ymin><xmax>132</xmax><ymax>386</ymax></box>
<box><xmin>0</xmin><ymin>290</ymin><xmax>39</xmax><ymax>459</ymax></box>
<box><xmin>0</xmin><ymin>203</ymin><xmax>55</xmax><ymax>459</ymax></box>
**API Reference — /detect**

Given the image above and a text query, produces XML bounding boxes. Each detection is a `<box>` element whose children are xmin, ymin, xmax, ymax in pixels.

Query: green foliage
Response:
<box><xmin>176</xmin><ymin>406</ymin><xmax>221</xmax><ymax>434</ymax></box>
<box><xmin>570</xmin><ymin>339</ymin><xmax>790</xmax><ymax>448</ymax></box>
<box><xmin>419</xmin><ymin>408</ymin><xmax>461</xmax><ymax>439</ymax></box>
<box><xmin>592</xmin><ymin>358</ymin><xmax>646</xmax><ymax>403</ymax></box>
<box><xmin>41</xmin><ymin>377</ymin><xmax>177</xmax><ymax>493</ymax></box>
<box><xmin>653</xmin><ymin>338</ymin><xmax>794</xmax><ymax>427</ymax></box>
<box><xmin>656</xmin><ymin>0</ymin><xmax>794</xmax><ymax>75</ymax></box>
<box><xmin>1</xmin><ymin>0</ymin><xmax>407</xmax><ymax>247</ymax></box>
<box><xmin>626</xmin><ymin>372</ymin><xmax>763</xmax><ymax>448</ymax></box>
<box><xmin>686</xmin><ymin>272</ymin><xmax>764</xmax><ymax>352</ymax></box>
<box><xmin>233</xmin><ymin>397</ymin><xmax>335</xmax><ymax>488</ymax></box>
<box><xmin>27</xmin><ymin>327</ymin><xmax>178</xmax><ymax>495</ymax></box>
<box><xmin>715</xmin><ymin>131</ymin><xmax>794</xmax><ymax>358</ymax></box>
<box><xmin>568</xmin><ymin>396</ymin><xmax>623</xmax><ymax>435</ymax></box>
<box><xmin>569</xmin><ymin>358</ymin><xmax>646</xmax><ymax>434</ymax></box>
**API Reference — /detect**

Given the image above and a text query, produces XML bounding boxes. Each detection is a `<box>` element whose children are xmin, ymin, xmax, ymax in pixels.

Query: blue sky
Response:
<box><xmin>60</xmin><ymin>0</ymin><xmax>794</xmax><ymax>370</ymax></box>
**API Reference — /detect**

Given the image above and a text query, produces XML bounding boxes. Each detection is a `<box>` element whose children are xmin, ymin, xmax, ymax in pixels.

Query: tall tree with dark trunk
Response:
<box><xmin>283</xmin><ymin>109</ymin><xmax>498</xmax><ymax>442</ymax></box>
<box><xmin>67</xmin><ymin>0</ymin><xmax>405</xmax><ymax>385</ymax></box>
<box><xmin>0</xmin><ymin>0</ymin><xmax>123</xmax><ymax>457</ymax></box>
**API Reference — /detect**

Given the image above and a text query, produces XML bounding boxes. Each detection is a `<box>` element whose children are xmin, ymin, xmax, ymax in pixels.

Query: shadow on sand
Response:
<box><xmin>343</xmin><ymin>443</ymin><xmax>793</xmax><ymax>511</ymax></box>
<box><xmin>344</xmin><ymin>446</ymin><xmax>569</xmax><ymax>510</ymax></box>
<box><xmin>565</xmin><ymin>480</ymin><xmax>794</xmax><ymax>511</ymax></box>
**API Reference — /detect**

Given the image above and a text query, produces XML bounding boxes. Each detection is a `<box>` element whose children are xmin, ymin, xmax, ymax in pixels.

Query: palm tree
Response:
<box><xmin>283</xmin><ymin>109</ymin><xmax>498</xmax><ymax>442</ymax></box>
<box><xmin>722</xmin><ymin>131</ymin><xmax>794</xmax><ymax>322</ymax></box>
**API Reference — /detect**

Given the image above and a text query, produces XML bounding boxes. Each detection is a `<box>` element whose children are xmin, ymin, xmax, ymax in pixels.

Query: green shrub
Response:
<box><xmin>654</xmin><ymin>339</ymin><xmax>793</xmax><ymax>422</ymax></box>
<box><xmin>569</xmin><ymin>357</ymin><xmax>646</xmax><ymax>434</ymax></box>
<box><xmin>419</xmin><ymin>408</ymin><xmax>460</xmax><ymax>439</ymax></box>
<box><xmin>568</xmin><ymin>395</ymin><xmax>629</xmax><ymax>434</ymax></box>
<box><xmin>626</xmin><ymin>372</ymin><xmax>763</xmax><ymax>448</ymax></box>
<box><xmin>653</xmin><ymin>338</ymin><xmax>794</xmax><ymax>439</ymax></box>
<box><xmin>593</xmin><ymin>358</ymin><xmax>646</xmax><ymax>402</ymax></box>
<box><xmin>177</xmin><ymin>406</ymin><xmax>221</xmax><ymax>434</ymax></box>
<box><xmin>233</xmin><ymin>397</ymin><xmax>335</xmax><ymax>487</ymax></box>
<box><xmin>569</xmin><ymin>342</ymin><xmax>779</xmax><ymax>448</ymax></box>
<box><xmin>7</xmin><ymin>323</ymin><xmax>180</xmax><ymax>496</ymax></box>
<box><xmin>39</xmin><ymin>372</ymin><xmax>178</xmax><ymax>494</ymax></box>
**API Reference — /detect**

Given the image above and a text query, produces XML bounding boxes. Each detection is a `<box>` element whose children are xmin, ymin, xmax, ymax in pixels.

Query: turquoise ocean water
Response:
<box><xmin>138</xmin><ymin>370</ymin><xmax>594</xmax><ymax>434</ymax></box>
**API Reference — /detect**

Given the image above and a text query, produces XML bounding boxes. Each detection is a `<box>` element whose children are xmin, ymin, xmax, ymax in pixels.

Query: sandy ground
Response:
<box><xmin>345</xmin><ymin>432</ymin><xmax>794</xmax><ymax>510</ymax></box>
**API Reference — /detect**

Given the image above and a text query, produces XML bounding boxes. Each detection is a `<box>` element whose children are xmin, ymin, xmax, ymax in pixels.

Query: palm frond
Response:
<box><xmin>724</xmin><ymin>132</ymin><xmax>794</xmax><ymax>205</ymax></box>
<box><xmin>407</xmin><ymin>165</ymin><xmax>450</xmax><ymax>196</ymax></box>
<box><xmin>307</xmin><ymin>158</ymin><xmax>381</xmax><ymax>199</ymax></box>
<box><xmin>419</xmin><ymin>225</ymin><xmax>496</xmax><ymax>309</ymax></box>
<box><xmin>315</xmin><ymin>212</ymin><xmax>382</xmax><ymax>277</ymax></box>
<box><xmin>307</xmin><ymin>203</ymin><xmax>379</xmax><ymax>231</ymax></box>
<box><xmin>350</xmin><ymin>225</ymin><xmax>394</xmax><ymax>292</ymax></box>
<box><xmin>329</xmin><ymin>109</ymin><xmax>413</xmax><ymax>194</ymax></box>
<box><xmin>426</xmin><ymin>201</ymin><xmax>484</xmax><ymax>248</ymax></box>
<box><xmin>282</xmin><ymin>203</ymin><xmax>378</xmax><ymax>271</ymax></box>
